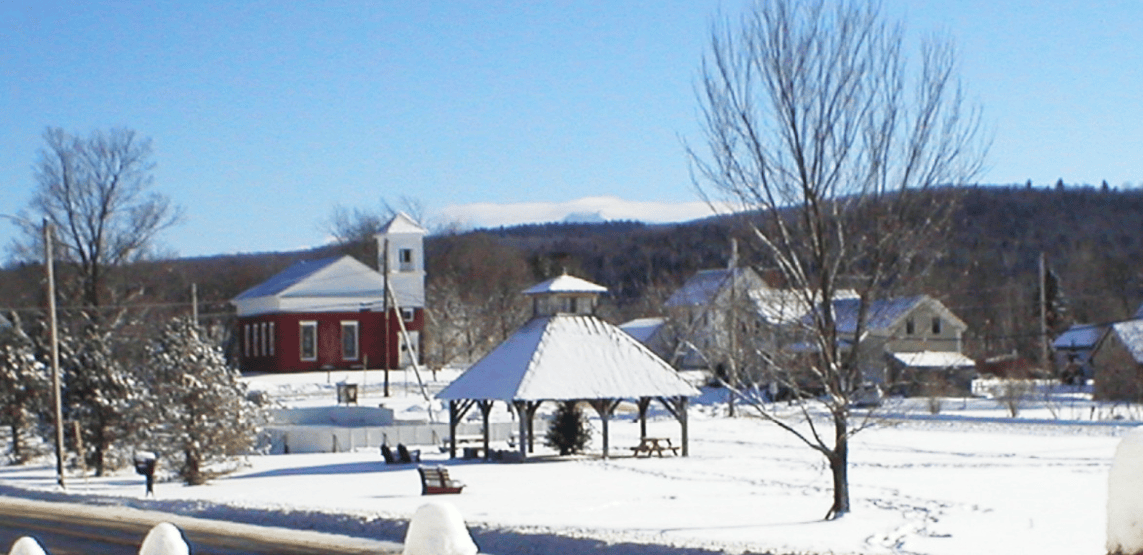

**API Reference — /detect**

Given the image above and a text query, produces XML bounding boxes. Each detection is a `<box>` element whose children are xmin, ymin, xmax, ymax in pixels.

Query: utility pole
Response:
<box><xmin>1039</xmin><ymin>252</ymin><xmax>1050</xmax><ymax>375</ymax></box>
<box><xmin>191</xmin><ymin>283</ymin><xmax>198</xmax><ymax>325</ymax></box>
<box><xmin>1</xmin><ymin>215</ymin><xmax>65</xmax><ymax>489</ymax></box>
<box><xmin>383</xmin><ymin>238</ymin><xmax>390</xmax><ymax>397</ymax></box>
<box><xmin>44</xmin><ymin>219</ymin><xmax>65</xmax><ymax>490</ymax></box>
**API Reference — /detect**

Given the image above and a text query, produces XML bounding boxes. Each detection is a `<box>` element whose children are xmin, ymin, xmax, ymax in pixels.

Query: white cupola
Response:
<box><xmin>521</xmin><ymin>273</ymin><xmax>608</xmax><ymax>318</ymax></box>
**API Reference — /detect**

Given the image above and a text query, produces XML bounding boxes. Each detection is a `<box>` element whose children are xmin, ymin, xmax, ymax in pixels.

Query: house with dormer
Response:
<box><xmin>231</xmin><ymin>213</ymin><xmax>426</xmax><ymax>373</ymax></box>
<box><xmin>829</xmin><ymin>295</ymin><xmax>973</xmax><ymax>394</ymax></box>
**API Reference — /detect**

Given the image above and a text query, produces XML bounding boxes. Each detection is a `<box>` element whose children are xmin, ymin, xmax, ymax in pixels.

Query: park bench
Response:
<box><xmin>417</xmin><ymin>465</ymin><xmax>465</xmax><ymax>495</ymax></box>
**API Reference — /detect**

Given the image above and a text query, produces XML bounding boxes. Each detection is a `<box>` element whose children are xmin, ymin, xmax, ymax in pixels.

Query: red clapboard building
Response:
<box><xmin>231</xmin><ymin>213</ymin><xmax>426</xmax><ymax>373</ymax></box>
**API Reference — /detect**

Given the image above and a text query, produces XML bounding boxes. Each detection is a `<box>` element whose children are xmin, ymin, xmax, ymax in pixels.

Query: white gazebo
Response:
<box><xmin>436</xmin><ymin>274</ymin><xmax>699</xmax><ymax>460</ymax></box>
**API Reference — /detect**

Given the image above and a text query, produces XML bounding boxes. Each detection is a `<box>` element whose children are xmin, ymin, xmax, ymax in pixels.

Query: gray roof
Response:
<box><xmin>829</xmin><ymin>295</ymin><xmax>963</xmax><ymax>335</ymax></box>
<box><xmin>619</xmin><ymin>317</ymin><xmax>666</xmax><ymax>344</ymax></box>
<box><xmin>1053</xmin><ymin>324</ymin><xmax>1106</xmax><ymax>350</ymax></box>
<box><xmin>666</xmin><ymin>268</ymin><xmax>764</xmax><ymax>307</ymax></box>
<box><xmin>437</xmin><ymin>314</ymin><xmax>698</xmax><ymax>402</ymax></box>
<box><xmin>232</xmin><ymin>257</ymin><xmax>343</xmax><ymax>300</ymax></box>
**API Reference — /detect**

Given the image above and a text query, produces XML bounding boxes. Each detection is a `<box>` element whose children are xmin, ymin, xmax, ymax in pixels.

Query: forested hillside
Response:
<box><xmin>1</xmin><ymin>184</ymin><xmax>1139</xmax><ymax>367</ymax></box>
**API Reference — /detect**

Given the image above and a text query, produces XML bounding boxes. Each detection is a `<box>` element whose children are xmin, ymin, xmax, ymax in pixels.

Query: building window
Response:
<box><xmin>398</xmin><ymin>248</ymin><xmax>414</xmax><ymax>272</ymax></box>
<box><xmin>268</xmin><ymin>322</ymin><xmax>275</xmax><ymax>356</ymax></box>
<box><xmin>259</xmin><ymin>323</ymin><xmax>267</xmax><ymax>357</ymax></box>
<box><xmin>401</xmin><ymin>307</ymin><xmax>415</xmax><ymax>322</ymax></box>
<box><xmin>905</xmin><ymin>318</ymin><xmax>915</xmax><ymax>335</ymax></box>
<box><xmin>931</xmin><ymin>317</ymin><xmax>942</xmax><ymax>335</ymax></box>
<box><xmin>341</xmin><ymin>321</ymin><xmax>359</xmax><ymax>361</ymax></box>
<box><xmin>300</xmin><ymin>321</ymin><xmax>317</xmax><ymax>361</ymax></box>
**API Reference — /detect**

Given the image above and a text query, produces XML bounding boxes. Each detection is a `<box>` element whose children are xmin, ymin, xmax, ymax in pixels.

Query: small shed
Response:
<box><xmin>437</xmin><ymin>274</ymin><xmax>699</xmax><ymax>460</ymax></box>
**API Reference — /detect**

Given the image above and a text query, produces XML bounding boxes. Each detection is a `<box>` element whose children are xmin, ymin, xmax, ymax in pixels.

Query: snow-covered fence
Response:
<box><xmin>267</xmin><ymin>422</ymin><xmax>516</xmax><ymax>454</ymax></box>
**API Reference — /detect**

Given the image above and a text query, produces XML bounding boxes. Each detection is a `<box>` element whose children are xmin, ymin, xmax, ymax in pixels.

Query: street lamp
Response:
<box><xmin>2</xmin><ymin>216</ymin><xmax>65</xmax><ymax>489</ymax></box>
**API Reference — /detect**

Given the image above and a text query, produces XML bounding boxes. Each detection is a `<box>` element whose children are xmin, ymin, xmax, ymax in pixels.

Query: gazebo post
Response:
<box><xmin>512</xmin><ymin>400</ymin><xmax>528</xmax><ymax>460</ymax></box>
<box><xmin>679</xmin><ymin>396</ymin><xmax>689</xmax><ymax>457</ymax></box>
<box><xmin>449</xmin><ymin>399</ymin><xmax>475</xmax><ymax>459</ymax></box>
<box><xmin>657</xmin><ymin>396</ymin><xmax>691</xmax><ymax>457</ymax></box>
<box><xmin>589</xmin><ymin>399</ymin><xmax>620</xmax><ymax>459</ymax></box>
<box><xmin>448</xmin><ymin>400</ymin><xmax>459</xmax><ymax>459</ymax></box>
<box><xmin>637</xmin><ymin>397</ymin><xmax>651</xmax><ymax>439</ymax></box>
<box><xmin>478</xmin><ymin>400</ymin><xmax>494</xmax><ymax>461</ymax></box>
<box><xmin>526</xmin><ymin>401</ymin><xmax>541</xmax><ymax>453</ymax></box>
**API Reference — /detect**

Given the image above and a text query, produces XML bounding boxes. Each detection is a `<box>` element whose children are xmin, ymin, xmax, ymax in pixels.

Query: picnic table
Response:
<box><xmin>631</xmin><ymin>437</ymin><xmax>679</xmax><ymax>457</ymax></box>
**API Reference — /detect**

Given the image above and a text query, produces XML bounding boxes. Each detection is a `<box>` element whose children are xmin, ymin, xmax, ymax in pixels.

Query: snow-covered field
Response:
<box><xmin>0</xmin><ymin>370</ymin><xmax>1135</xmax><ymax>555</ymax></box>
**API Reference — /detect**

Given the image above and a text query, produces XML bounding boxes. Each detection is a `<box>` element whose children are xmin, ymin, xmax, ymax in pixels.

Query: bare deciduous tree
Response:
<box><xmin>690</xmin><ymin>0</ymin><xmax>986</xmax><ymax>519</ymax></box>
<box><xmin>16</xmin><ymin>127</ymin><xmax>183</xmax><ymax>309</ymax></box>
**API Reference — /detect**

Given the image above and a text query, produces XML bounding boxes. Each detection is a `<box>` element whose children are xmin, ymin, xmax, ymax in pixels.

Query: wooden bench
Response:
<box><xmin>417</xmin><ymin>466</ymin><xmax>465</xmax><ymax>495</ymax></box>
<box><xmin>631</xmin><ymin>437</ymin><xmax>679</xmax><ymax>457</ymax></box>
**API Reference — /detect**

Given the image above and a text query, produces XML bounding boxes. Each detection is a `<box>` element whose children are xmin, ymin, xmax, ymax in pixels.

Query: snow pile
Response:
<box><xmin>1108</xmin><ymin>427</ymin><xmax>1143</xmax><ymax>554</ymax></box>
<box><xmin>6</xmin><ymin>537</ymin><xmax>46</xmax><ymax>555</ymax></box>
<box><xmin>138</xmin><ymin>522</ymin><xmax>190</xmax><ymax>555</ymax></box>
<box><xmin>403</xmin><ymin>501</ymin><xmax>478</xmax><ymax>555</ymax></box>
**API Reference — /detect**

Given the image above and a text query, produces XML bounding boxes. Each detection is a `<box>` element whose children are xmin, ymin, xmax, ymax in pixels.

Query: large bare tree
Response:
<box><xmin>690</xmin><ymin>0</ymin><xmax>986</xmax><ymax>519</ymax></box>
<box><xmin>17</xmin><ymin>127</ymin><xmax>182</xmax><ymax>309</ymax></box>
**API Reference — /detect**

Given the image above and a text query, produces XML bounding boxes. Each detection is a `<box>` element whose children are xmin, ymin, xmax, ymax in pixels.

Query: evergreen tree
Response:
<box><xmin>0</xmin><ymin>313</ymin><xmax>49</xmax><ymax>463</ymax></box>
<box><xmin>545</xmin><ymin>401</ymin><xmax>591</xmax><ymax>456</ymax></box>
<box><xmin>65</xmin><ymin>319</ymin><xmax>138</xmax><ymax>476</ymax></box>
<box><xmin>140</xmin><ymin>318</ymin><xmax>262</xmax><ymax>485</ymax></box>
<box><xmin>50</xmin><ymin>319</ymin><xmax>138</xmax><ymax>475</ymax></box>
<box><xmin>1034</xmin><ymin>264</ymin><xmax>1070</xmax><ymax>334</ymax></box>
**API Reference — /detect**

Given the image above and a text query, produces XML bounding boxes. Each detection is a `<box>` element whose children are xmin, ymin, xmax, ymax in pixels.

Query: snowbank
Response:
<box><xmin>1108</xmin><ymin>427</ymin><xmax>1143</xmax><ymax>554</ymax></box>
<box><xmin>403</xmin><ymin>502</ymin><xmax>478</xmax><ymax>555</ymax></box>
<box><xmin>138</xmin><ymin>522</ymin><xmax>190</xmax><ymax>555</ymax></box>
<box><xmin>6</xmin><ymin>537</ymin><xmax>46</xmax><ymax>555</ymax></box>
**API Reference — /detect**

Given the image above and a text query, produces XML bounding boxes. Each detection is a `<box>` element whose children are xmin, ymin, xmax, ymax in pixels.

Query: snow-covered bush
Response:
<box><xmin>1108</xmin><ymin>427</ymin><xmax>1143</xmax><ymax>554</ymax></box>
<box><xmin>0</xmin><ymin>313</ymin><xmax>49</xmax><ymax>464</ymax></box>
<box><xmin>138</xmin><ymin>318</ymin><xmax>263</xmax><ymax>485</ymax></box>
<box><xmin>988</xmin><ymin>379</ymin><xmax>1032</xmax><ymax>417</ymax></box>
<box><xmin>545</xmin><ymin>400</ymin><xmax>591</xmax><ymax>455</ymax></box>
<box><xmin>65</xmin><ymin>319</ymin><xmax>139</xmax><ymax>475</ymax></box>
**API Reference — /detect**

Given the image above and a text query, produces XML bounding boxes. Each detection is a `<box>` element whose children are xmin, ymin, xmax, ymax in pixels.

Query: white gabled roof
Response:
<box><xmin>619</xmin><ymin>317</ymin><xmax>666</xmax><ymax>344</ymax></box>
<box><xmin>522</xmin><ymin>274</ymin><xmax>608</xmax><ymax>296</ymax></box>
<box><xmin>231</xmin><ymin>255</ymin><xmax>386</xmax><ymax>315</ymax></box>
<box><xmin>1109</xmin><ymin>320</ymin><xmax>1143</xmax><ymax>364</ymax></box>
<box><xmin>378</xmin><ymin>212</ymin><xmax>427</xmax><ymax>235</ymax></box>
<box><xmin>437</xmin><ymin>314</ymin><xmax>698</xmax><ymax>402</ymax></box>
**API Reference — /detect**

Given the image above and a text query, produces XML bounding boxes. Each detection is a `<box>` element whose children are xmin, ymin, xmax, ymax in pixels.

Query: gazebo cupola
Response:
<box><xmin>521</xmin><ymin>273</ymin><xmax>608</xmax><ymax>318</ymax></box>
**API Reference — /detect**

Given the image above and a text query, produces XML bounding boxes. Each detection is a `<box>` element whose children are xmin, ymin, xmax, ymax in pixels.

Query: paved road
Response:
<box><xmin>0</xmin><ymin>496</ymin><xmax>402</xmax><ymax>554</ymax></box>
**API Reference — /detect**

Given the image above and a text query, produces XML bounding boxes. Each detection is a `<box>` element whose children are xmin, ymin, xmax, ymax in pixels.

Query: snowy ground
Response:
<box><xmin>0</xmin><ymin>370</ymin><xmax>1134</xmax><ymax>555</ymax></box>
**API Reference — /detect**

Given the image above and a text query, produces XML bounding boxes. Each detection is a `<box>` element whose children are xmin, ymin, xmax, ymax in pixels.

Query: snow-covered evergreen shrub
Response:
<box><xmin>0</xmin><ymin>313</ymin><xmax>49</xmax><ymax>464</ymax></box>
<box><xmin>65</xmin><ymin>319</ymin><xmax>138</xmax><ymax>475</ymax></box>
<box><xmin>545</xmin><ymin>401</ymin><xmax>591</xmax><ymax>456</ymax></box>
<box><xmin>1108</xmin><ymin>427</ymin><xmax>1143</xmax><ymax>555</ymax></box>
<box><xmin>139</xmin><ymin>318</ymin><xmax>263</xmax><ymax>485</ymax></box>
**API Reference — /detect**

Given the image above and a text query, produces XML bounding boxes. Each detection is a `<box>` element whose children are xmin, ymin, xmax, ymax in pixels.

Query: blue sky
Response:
<box><xmin>1</xmin><ymin>1</ymin><xmax>1140</xmax><ymax>258</ymax></box>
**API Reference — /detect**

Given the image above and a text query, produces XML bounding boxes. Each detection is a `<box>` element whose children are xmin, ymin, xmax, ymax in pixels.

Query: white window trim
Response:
<box><xmin>401</xmin><ymin>307</ymin><xmax>415</xmax><ymax>322</ymax></box>
<box><xmin>398</xmin><ymin>248</ymin><xmax>415</xmax><ymax>272</ymax></box>
<box><xmin>300</xmin><ymin>321</ymin><xmax>318</xmax><ymax>361</ymax></box>
<box><xmin>341</xmin><ymin>320</ymin><xmax>359</xmax><ymax>361</ymax></box>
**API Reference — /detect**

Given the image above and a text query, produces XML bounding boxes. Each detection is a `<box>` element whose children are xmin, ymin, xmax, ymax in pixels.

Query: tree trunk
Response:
<box><xmin>826</xmin><ymin>413</ymin><xmax>850</xmax><ymax>520</ymax></box>
<box><xmin>9</xmin><ymin>423</ymin><xmax>21</xmax><ymax>462</ymax></box>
